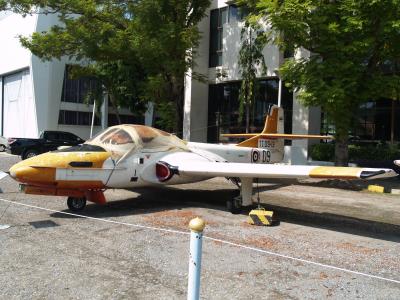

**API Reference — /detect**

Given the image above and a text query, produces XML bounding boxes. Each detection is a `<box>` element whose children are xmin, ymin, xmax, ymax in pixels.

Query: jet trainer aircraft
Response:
<box><xmin>3</xmin><ymin>106</ymin><xmax>397</xmax><ymax>213</ymax></box>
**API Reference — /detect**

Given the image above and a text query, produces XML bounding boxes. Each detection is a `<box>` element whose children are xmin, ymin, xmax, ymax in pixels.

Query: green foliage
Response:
<box><xmin>154</xmin><ymin>102</ymin><xmax>176</xmax><ymax>132</ymax></box>
<box><xmin>349</xmin><ymin>144</ymin><xmax>400</xmax><ymax>161</ymax></box>
<box><xmin>71</xmin><ymin>62</ymin><xmax>148</xmax><ymax>115</ymax></box>
<box><xmin>309</xmin><ymin>143</ymin><xmax>335</xmax><ymax>162</ymax></box>
<box><xmin>238</xmin><ymin>20</ymin><xmax>267</xmax><ymax>131</ymax></box>
<box><xmin>248</xmin><ymin>0</ymin><xmax>400</xmax><ymax>164</ymax></box>
<box><xmin>311</xmin><ymin>143</ymin><xmax>400</xmax><ymax>162</ymax></box>
<box><xmin>2</xmin><ymin>0</ymin><xmax>211</xmax><ymax>131</ymax></box>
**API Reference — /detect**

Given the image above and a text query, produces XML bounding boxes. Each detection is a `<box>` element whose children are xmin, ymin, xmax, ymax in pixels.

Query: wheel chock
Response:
<box><xmin>367</xmin><ymin>185</ymin><xmax>385</xmax><ymax>193</ymax></box>
<box><xmin>248</xmin><ymin>208</ymin><xmax>274</xmax><ymax>226</ymax></box>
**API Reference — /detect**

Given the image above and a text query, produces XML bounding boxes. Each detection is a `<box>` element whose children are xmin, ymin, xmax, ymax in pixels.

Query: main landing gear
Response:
<box><xmin>67</xmin><ymin>197</ymin><xmax>87</xmax><ymax>212</ymax></box>
<box><xmin>226</xmin><ymin>178</ymin><xmax>254</xmax><ymax>214</ymax></box>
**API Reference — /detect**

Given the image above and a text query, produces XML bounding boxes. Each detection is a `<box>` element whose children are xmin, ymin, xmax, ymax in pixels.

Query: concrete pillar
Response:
<box><xmin>101</xmin><ymin>93</ymin><xmax>108</xmax><ymax>129</ymax></box>
<box><xmin>183</xmin><ymin>13</ymin><xmax>210</xmax><ymax>142</ymax></box>
<box><xmin>145</xmin><ymin>102</ymin><xmax>154</xmax><ymax>127</ymax></box>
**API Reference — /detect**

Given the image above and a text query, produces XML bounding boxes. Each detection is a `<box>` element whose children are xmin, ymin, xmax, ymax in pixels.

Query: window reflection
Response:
<box><xmin>207</xmin><ymin>79</ymin><xmax>293</xmax><ymax>143</ymax></box>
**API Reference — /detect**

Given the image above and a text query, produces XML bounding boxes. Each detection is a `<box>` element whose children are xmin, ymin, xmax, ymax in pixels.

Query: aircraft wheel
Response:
<box><xmin>67</xmin><ymin>197</ymin><xmax>87</xmax><ymax>212</ymax></box>
<box><xmin>226</xmin><ymin>197</ymin><xmax>242</xmax><ymax>214</ymax></box>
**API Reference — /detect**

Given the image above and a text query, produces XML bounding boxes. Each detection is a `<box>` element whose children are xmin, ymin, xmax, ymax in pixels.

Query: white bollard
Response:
<box><xmin>187</xmin><ymin>217</ymin><xmax>206</xmax><ymax>300</ymax></box>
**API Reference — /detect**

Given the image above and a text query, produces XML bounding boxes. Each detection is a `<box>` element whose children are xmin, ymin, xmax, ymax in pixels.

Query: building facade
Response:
<box><xmin>183</xmin><ymin>1</ymin><xmax>321</xmax><ymax>163</ymax></box>
<box><xmin>0</xmin><ymin>12</ymin><xmax>149</xmax><ymax>140</ymax></box>
<box><xmin>2</xmin><ymin>2</ymin><xmax>395</xmax><ymax>163</ymax></box>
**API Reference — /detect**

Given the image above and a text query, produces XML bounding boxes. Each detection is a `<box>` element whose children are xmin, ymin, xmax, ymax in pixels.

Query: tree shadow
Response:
<box><xmin>50</xmin><ymin>184</ymin><xmax>400</xmax><ymax>243</ymax></box>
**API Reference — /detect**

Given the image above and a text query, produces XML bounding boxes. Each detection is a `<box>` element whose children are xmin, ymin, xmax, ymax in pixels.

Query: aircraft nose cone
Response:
<box><xmin>9</xmin><ymin>170</ymin><xmax>16</xmax><ymax>179</ymax></box>
<box><xmin>8</xmin><ymin>161</ymin><xmax>55</xmax><ymax>184</ymax></box>
<box><xmin>8</xmin><ymin>165</ymin><xmax>31</xmax><ymax>182</ymax></box>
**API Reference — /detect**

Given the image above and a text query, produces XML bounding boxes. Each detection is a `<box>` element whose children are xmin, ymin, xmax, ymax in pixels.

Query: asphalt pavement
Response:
<box><xmin>0</xmin><ymin>153</ymin><xmax>399</xmax><ymax>299</ymax></box>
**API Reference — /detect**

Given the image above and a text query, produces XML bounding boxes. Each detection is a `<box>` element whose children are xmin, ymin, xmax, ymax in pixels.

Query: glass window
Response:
<box><xmin>229</xmin><ymin>5</ymin><xmax>239</xmax><ymax>22</ymax></box>
<box><xmin>65</xmin><ymin>110</ymin><xmax>77</xmax><ymax>125</ymax></box>
<box><xmin>61</xmin><ymin>65</ymin><xmax>98</xmax><ymax>103</ymax></box>
<box><xmin>58</xmin><ymin>110</ymin><xmax>100</xmax><ymax>126</ymax></box>
<box><xmin>45</xmin><ymin>132</ymin><xmax>57</xmax><ymax>140</ymax></box>
<box><xmin>228</xmin><ymin>5</ymin><xmax>248</xmax><ymax>22</ymax></box>
<box><xmin>101</xmin><ymin>128</ymin><xmax>134</xmax><ymax>145</ymax></box>
<box><xmin>61</xmin><ymin>132</ymin><xmax>79</xmax><ymax>142</ymax></box>
<box><xmin>321</xmin><ymin>98</ymin><xmax>399</xmax><ymax>142</ymax></box>
<box><xmin>209</xmin><ymin>7</ymin><xmax>228</xmax><ymax>67</ymax></box>
<box><xmin>207</xmin><ymin>79</ymin><xmax>293</xmax><ymax>143</ymax></box>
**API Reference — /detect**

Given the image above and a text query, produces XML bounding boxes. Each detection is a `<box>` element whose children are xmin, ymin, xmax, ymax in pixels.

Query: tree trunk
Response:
<box><xmin>170</xmin><ymin>75</ymin><xmax>184</xmax><ymax>137</ymax></box>
<box><xmin>109</xmin><ymin>93</ymin><xmax>121</xmax><ymax>125</ymax></box>
<box><xmin>335</xmin><ymin>133</ymin><xmax>349</xmax><ymax>166</ymax></box>
<box><xmin>391</xmin><ymin>99</ymin><xmax>395</xmax><ymax>144</ymax></box>
<box><xmin>245</xmin><ymin>102</ymin><xmax>250</xmax><ymax>133</ymax></box>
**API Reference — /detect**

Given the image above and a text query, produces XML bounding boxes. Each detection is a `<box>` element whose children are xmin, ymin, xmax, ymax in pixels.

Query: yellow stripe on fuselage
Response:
<box><xmin>9</xmin><ymin>151</ymin><xmax>111</xmax><ymax>185</ymax></box>
<box><xmin>309</xmin><ymin>166</ymin><xmax>362</xmax><ymax>179</ymax></box>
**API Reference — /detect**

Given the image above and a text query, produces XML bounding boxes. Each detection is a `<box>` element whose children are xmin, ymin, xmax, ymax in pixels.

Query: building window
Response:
<box><xmin>228</xmin><ymin>5</ymin><xmax>248</xmax><ymax>23</ymax></box>
<box><xmin>321</xmin><ymin>98</ymin><xmax>399</xmax><ymax>142</ymax></box>
<box><xmin>61</xmin><ymin>65</ymin><xmax>100</xmax><ymax>103</ymax></box>
<box><xmin>209</xmin><ymin>7</ymin><xmax>227</xmax><ymax>67</ymax></box>
<box><xmin>107</xmin><ymin>114</ymin><xmax>144</xmax><ymax>126</ymax></box>
<box><xmin>207</xmin><ymin>79</ymin><xmax>293</xmax><ymax>143</ymax></box>
<box><xmin>209</xmin><ymin>5</ymin><xmax>250</xmax><ymax>68</ymax></box>
<box><xmin>58</xmin><ymin>110</ymin><xmax>101</xmax><ymax>126</ymax></box>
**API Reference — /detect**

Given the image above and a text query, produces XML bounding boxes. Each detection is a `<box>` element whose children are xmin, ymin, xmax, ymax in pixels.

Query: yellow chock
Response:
<box><xmin>248</xmin><ymin>208</ymin><xmax>274</xmax><ymax>226</ymax></box>
<box><xmin>367</xmin><ymin>185</ymin><xmax>385</xmax><ymax>193</ymax></box>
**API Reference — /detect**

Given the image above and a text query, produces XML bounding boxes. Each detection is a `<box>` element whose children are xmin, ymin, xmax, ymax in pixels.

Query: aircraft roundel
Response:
<box><xmin>251</xmin><ymin>149</ymin><xmax>260</xmax><ymax>163</ymax></box>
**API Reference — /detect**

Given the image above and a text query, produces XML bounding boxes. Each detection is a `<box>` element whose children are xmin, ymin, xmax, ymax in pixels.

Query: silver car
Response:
<box><xmin>0</xmin><ymin>136</ymin><xmax>8</xmax><ymax>152</ymax></box>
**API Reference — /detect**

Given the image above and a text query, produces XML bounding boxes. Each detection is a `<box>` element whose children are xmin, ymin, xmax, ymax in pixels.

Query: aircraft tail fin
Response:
<box><xmin>261</xmin><ymin>104</ymin><xmax>283</xmax><ymax>135</ymax></box>
<box><xmin>220</xmin><ymin>104</ymin><xmax>332</xmax><ymax>148</ymax></box>
<box><xmin>218</xmin><ymin>105</ymin><xmax>283</xmax><ymax>148</ymax></box>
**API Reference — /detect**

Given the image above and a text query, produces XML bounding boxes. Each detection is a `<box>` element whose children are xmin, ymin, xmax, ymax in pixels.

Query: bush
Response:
<box><xmin>310</xmin><ymin>143</ymin><xmax>400</xmax><ymax>162</ymax></box>
<box><xmin>310</xmin><ymin>143</ymin><xmax>335</xmax><ymax>161</ymax></box>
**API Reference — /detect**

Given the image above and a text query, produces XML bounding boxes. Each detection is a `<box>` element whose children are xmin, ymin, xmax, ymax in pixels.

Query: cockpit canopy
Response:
<box><xmin>86</xmin><ymin>125</ymin><xmax>188</xmax><ymax>159</ymax></box>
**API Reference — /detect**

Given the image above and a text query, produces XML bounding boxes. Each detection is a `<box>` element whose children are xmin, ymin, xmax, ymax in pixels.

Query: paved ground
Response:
<box><xmin>0</xmin><ymin>153</ymin><xmax>400</xmax><ymax>299</ymax></box>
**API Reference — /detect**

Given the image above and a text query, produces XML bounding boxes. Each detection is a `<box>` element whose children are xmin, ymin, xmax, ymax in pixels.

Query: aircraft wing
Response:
<box><xmin>163</xmin><ymin>161</ymin><xmax>396</xmax><ymax>180</ymax></box>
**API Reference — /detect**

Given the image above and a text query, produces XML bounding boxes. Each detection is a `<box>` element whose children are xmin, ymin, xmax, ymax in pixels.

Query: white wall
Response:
<box><xmin>0</xmin><ymin>13</ymin><xmax>37</xmax><ymax>137</ymax></box>
<box><xmin>0</xmin><ymin>13</ymin><xmax>36</xmax><ymax>75</ymax></box>
<box><xmin>0</xmin><ymin>78</ymin><xmax>2</xmax><ymax>136</ymax></box>
<box><xmin>3</xmin><ymin>69</ymin><xmax>38</xmax><ymax>138</ymax></box>
<box><xmin>217</xmin><ymin>20</ymin><xmax>280</xmax><ymax>82</ymax></box>
<box><xmin>183</xmin><ymin>13</ymin><xmax>210</xmax><ymax>142</ymax></box>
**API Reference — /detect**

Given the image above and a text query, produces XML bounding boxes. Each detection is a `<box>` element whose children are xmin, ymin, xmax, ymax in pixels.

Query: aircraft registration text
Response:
<box><xmin>258</xmin><ymin>139</ymin><xmax>275</xmax><ymax>149</ymax></box>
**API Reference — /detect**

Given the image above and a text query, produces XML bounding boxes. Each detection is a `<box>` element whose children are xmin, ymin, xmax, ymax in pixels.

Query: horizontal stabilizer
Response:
<box><xmin>221</xmin><ymin>133</ymin><xmax>334</xmax><ymax>140</ymax></box>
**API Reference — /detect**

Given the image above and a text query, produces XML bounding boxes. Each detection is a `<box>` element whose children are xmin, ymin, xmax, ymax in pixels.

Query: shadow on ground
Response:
<box><xmin>50</xmin><ymin>185</ymin><xmax>400</xmax><ymax>243</ymax></box>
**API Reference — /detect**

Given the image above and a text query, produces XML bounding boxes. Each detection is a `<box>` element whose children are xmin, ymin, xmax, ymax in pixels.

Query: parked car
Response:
<box><xmin>0</xmin><ymin>136</ymin><xmax>8</xmax><ymax>152</ymax></box>
<box><xmin>8</xmin><ymin>131</ymin><xmax>85</xmax><ymax>159</ymax></box>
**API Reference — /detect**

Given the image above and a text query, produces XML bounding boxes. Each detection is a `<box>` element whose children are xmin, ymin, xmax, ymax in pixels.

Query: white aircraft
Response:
<box><xmin>2</xmin><ymin>105</ymin><xmax>396</xmax><ymax>213</ymax></box>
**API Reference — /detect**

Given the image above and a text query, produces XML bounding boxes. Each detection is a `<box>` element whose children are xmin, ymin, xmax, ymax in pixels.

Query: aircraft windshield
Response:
<box><xmin>86</xmin><ymin>125</ymin><xmax>188</xmax><ymax>159</ymax></box>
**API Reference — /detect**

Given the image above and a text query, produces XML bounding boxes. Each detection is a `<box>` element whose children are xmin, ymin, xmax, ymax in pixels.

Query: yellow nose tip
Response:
<box><xmin>8</xmin><ymin>165</ymin><xmax>55</xmax><ymax>183</ymax></box>
<box><xmin>9</xmin><ymin>170</ymin><xmax>16</xmax><ymax>179</ymax></box>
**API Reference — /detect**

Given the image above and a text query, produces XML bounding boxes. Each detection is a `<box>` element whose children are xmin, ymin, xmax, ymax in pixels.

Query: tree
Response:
<box><xmin>1</xmin><ymin>0</ymin><xmax>210</xmax><ymax>133</ymax></box>
<box><xmin>248</xmin><ymin>0</ymin><xmax>400</xmax><ymax>165</ymax></box>
<box><xmin>238</xmin><ymin>19</ymin><xmax>267</xmax><ymax>133</ymax></box>
<box><xmin>70</xmin><ymin>61</ymin><xmax>148</xmax><ymax>124</ymax></box>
